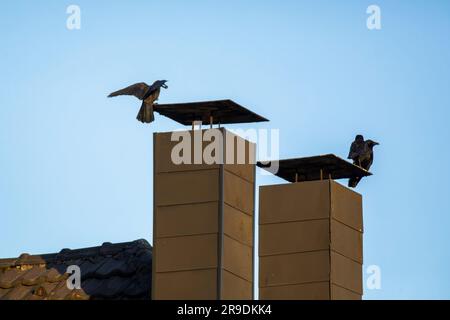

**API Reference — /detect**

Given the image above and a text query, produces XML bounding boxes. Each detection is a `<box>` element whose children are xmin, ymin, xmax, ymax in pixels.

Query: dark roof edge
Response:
<box><xmin>157</xmin><ymin>99</ymin><xmax>269</xmax><ymax>122</ymax></box>
<box><xmin>257</xmin><ymin>154</ymin><xmax>372</xmax><ymax>175</ymax></box>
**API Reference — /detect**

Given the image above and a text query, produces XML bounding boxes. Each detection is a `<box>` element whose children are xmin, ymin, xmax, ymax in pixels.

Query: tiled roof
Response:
<box><xmin>0</xmin><ymin>239</ymin><xmax>152</xmax><ymax>300</ymax></box>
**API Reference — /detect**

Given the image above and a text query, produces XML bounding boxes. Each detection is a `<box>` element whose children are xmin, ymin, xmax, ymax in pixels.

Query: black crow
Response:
<box><xmin>108</xmin><ymin>80</ymin><xmax>168</xmax><ymax>123</ymax></box>
<box><xmin>348</xmin><ymin>136</ymin><xmax>379</xmax><ymax>187</ymax></box>
<box><xmin>348</xmin><ymin>134</ymin><xmax>365</xmax><ymax>165</ymax></box>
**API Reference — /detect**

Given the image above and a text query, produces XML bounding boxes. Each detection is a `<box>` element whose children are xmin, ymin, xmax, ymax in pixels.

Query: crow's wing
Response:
<box><xmin>108</xmin><ymin>82</ymin><xmax>150</xmax><ymax>100</ymax></box>
<box><xmin>360</xmin><ymin>157</ymin><xmax>373</xmax><ymax>171</ymax></box>
<box><xmin>348</xmin><ymin>141</ymin><xmax>359</xmax><ymax>159</ymax></box>
<box><xmin>361</xmin><ymin>149</ymin><xmax>374</xmax><ymax>171</ymax></box>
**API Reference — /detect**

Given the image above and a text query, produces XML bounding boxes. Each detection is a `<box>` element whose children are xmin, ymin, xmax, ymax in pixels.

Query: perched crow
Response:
<box><xmin>108</xmin><ymin>80</ymin><xmax>168</xmax><ymax>123</ymax></box>
<box><xmin>347</xmin><ymin>134</ymin><xmax>365</xmax><ymax>165</ymax></box>
<box><xmin>348</xmin><ymin>135</ymin><xmax>379</xmax><ymax>188</ymax></box>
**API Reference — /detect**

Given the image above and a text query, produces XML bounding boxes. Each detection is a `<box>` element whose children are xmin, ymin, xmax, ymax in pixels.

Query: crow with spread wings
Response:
<box><xmin>108</xmin><ymin>80</ymin><xmax>168</xmax><ymax>123</ymax></box>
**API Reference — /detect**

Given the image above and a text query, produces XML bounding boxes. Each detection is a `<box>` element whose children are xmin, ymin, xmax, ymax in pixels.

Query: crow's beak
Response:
<box><xmin>373</xmin><ymin>141</ymin><xmax>380</xmax><ymax>146</ymax></box>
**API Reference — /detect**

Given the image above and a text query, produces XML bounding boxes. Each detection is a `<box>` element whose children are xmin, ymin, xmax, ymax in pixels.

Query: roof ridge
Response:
<box><xmin>0</xmin><ymin>239</ymin><xmax>151</xmax><ymax>269</ymax></box>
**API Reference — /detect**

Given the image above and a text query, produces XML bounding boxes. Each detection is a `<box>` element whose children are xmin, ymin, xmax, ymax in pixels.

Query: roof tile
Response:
<box><xmin>0</xmin><ymin>288</ymin><xmax>10</xmax><ymax>299</ymax></box>
<box><xmin>95</xmin><ymin>276</ymin><xmax>131</xmax><ymax>299</ymax></box>
<box><xmin>21</xmin><ymin>266</ymin><xmax>47</xmax><ymax>285</ymax></box>
<box><xmin>95</xmin><ymin>258</ymin><xmax>130</xmax><ymax>278</ymax></box>
<box><xmin>79</xmin><ymin>259</ymin><xmax>104</xmax><ymax>280</ymax></box>
<box><xmin>47</xmin><ymin>280</ymin><xmax>75</xmax><ymax>300</ymax></box>
<box><xmin>123</xmin><ymin>274</ymin><xmax>151</xmax><ymax>298</ymax></box>
<box><xmin>2</xmin><ymin>285</ymin><xmax>32</xmax><ymax>300</ymax></box>
<box><xmin>29</xmin><ymin>282</ymin><xmax>59</xmax><ymax>300</ymax></box>
<box><xmin>0</xmin><ymin>268</ymin><xmax>24</xmax><ymax>289</ymax></box>
<box><xmin>80</xmin><ymin>277</ymin><xmax>103</xmax><ymax>296</ymax></box>
<box><xmin>44</xmin><ymin>266</ymin><xmax>67</xmax><ymax>283</ymax></box>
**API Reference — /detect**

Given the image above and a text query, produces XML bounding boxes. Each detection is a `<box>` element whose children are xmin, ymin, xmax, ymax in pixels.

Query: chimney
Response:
<box><xmin>258</xmin><ymin>155</ymin><xmax>365</xmax><ymax>299</ymax></box>
<box><xmin>151</xmin><ymin>100</ymin><xmax>267</xmax><ymax>299</ymax></box>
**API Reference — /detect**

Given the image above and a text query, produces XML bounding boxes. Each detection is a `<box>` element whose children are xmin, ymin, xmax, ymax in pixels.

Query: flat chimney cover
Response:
<box><xmin>155</xmin><ymin>99</ymin><xmax>269</xmax><ymax>125</ymax></box>
<box><xmin>257</xmin><ymin>154</ymin><xmax>372</xmax><ymax>183</ymax></box>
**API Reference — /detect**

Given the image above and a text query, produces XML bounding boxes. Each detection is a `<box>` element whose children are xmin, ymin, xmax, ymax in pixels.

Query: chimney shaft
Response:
<box><xmin>152</xmin><ymin>128</ymin><xmax>255</xmax><ymax>300</ymax></box>
<box><xmin>259</xmin><ymin>179</ymin><xmax>363</xmax><ymax>299</ymax></box>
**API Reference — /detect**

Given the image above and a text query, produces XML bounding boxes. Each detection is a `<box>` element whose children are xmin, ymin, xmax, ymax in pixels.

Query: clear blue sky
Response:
<box><xmin>1</xmin><ymin>1</ymin><xmax>449</xmax><ymax>299</ymax></box>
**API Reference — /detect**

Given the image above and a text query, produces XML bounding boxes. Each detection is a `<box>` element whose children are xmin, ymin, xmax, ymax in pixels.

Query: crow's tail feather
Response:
<box><xmin>136</xmin><ymin>102</ymin><xmax>154</xmax><ymax>123</ymax></box>
<box><xmin>348</xmin><ymin>176</ymin><xmax>361</xmax><ymax>188</ymax></box>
